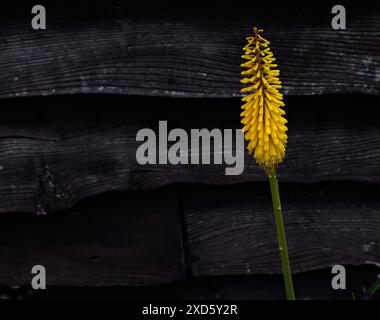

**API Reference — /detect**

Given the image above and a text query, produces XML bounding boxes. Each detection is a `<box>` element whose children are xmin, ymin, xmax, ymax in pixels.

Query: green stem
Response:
<box><xmin>268</xmin><ymin>168</ymin><xmax>296</xmax><ymax>300</ymax></box>
<box><xmin>368</xmin><ymin>277</ymin><xmax>380</xmax><ymax>297</ymax></box>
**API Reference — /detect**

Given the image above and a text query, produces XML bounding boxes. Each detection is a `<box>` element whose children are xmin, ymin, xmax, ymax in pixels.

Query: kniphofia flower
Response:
<box><xmin>240</xmin><ymin>27</ymin><xmax>288</xmax><ymax>171</ymax></box>
<box><xmin>240</xmin><ymin>27</ymin><xmax>295</xmax><ymax>300</ymax></box>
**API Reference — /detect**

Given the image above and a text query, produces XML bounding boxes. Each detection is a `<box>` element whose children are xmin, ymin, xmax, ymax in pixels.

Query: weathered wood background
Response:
<box><xmin>0</xmin><ymin>1</ymin><xmax>379</xmax><ymax>299</ymax></box>
<box><xmin>0</xmin><ymin>2</ymin><xmax>379</xmax><ymax>98</ymax></box>
<box><xmin>0</xmin><ymin>95</ymin><xmax>379</xmax><ymax>213</ymax></box>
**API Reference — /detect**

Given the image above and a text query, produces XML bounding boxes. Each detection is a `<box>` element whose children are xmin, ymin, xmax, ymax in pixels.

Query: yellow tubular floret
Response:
<box><xmin>240</xmin><ymin>27</ymin><xmax>288</xmax><ymax>171</ymax></box>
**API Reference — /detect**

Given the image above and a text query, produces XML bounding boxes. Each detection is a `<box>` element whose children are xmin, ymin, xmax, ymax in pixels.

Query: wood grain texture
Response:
<box><xmin>1</xmin><ymin>182</ymin><xmax>379</xmax><ymax>287</ymax></box>
<box><xmin>182</xmin><ymin>182</ymin><xmax>380</xmax><ymax>276</ymax></box>
<box><xmin>0</xmin><ymin>95</ymin><xmax>379</xmax><ymax>213</ymax></box>
<box><xmin>3</xmin><ymin>266</ymin><xmax>380</xmax><ymax>300</ymax></box>
<box><xmin>0</xmin><ymin>186</ymin><xmax>185</xmax><ymax>287</ymax></box>
<box><xmin>0</xmin><ymin>3</ymin><xmax>379</xmax><ymax>98</ymax></box>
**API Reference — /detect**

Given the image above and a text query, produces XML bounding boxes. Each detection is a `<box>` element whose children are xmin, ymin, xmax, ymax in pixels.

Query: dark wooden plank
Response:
<box><xmin>1</xmin><ymin>181</ymin><xmax>379</xmax><ymax>289</ymax></box>
<box><xmin>182</xmin><ymin>182</ymin><xmax>380</xmax><ymax>276</ymax></box>
<box><xmin>0</xmin><ymin>95</ymin><xmax>379</xmax><ymax>213</ymax></box>
<box><xmin>0</xmin><ymin>186</ymin><xmax>185</xmax><ymax>287</ymax></box>
<box><xmin>2</xmin><ymin>266</ymin><xmax>380</xmax><ymax>300</ymax></box>
<box><xmin>0</xmin><ymin>3</ymin><xmax>379</xmax><ymax>98</ymax></box>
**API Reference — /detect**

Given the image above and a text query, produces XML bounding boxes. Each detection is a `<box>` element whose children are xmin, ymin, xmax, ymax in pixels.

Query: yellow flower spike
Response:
<box><xmin>240</xmin><ymin>28</ymin><xmax>295</xmax><ymax>301</ymax></box>
<box><xmin>240</xmin><ymin>27</ymin><xmax>287</xmax><ymax>172</ymax></box>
